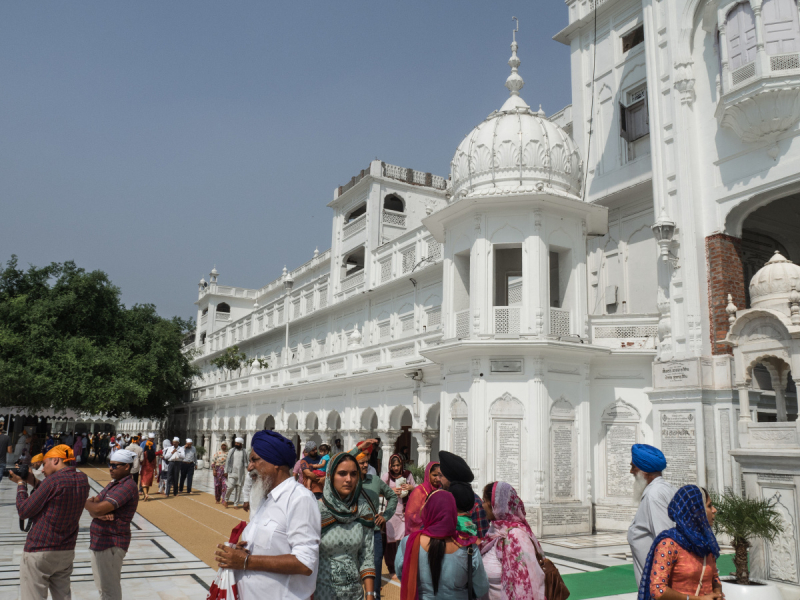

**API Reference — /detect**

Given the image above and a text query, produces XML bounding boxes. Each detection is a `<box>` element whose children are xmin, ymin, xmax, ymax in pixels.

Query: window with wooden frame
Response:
<box><xmin>622</xmin><ymin>25</ymin><xmax>645</xmax><ymax>53</ymax></box>
<box><xmin>620</xmin><ymin>87</ymin><xmax>649</xmax><ymax>142</ymax></box>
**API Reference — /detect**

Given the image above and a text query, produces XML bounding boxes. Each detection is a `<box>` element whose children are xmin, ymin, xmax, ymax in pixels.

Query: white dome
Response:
<box><xmin>449</xmin><ymin>39</ymin><xmax>583</xmax><ymax>200</ymax></box>
<box><xmin>749</xmin><ymin>251</ymin><xmax>800</xmax><ymax>311</ymax></box>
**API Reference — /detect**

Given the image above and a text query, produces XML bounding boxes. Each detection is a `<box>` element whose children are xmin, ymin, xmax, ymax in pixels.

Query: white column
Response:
<box><xmin>738</xmin><ymin>384</ymin><xmax>752</xmax><ymax>422</ymax></box>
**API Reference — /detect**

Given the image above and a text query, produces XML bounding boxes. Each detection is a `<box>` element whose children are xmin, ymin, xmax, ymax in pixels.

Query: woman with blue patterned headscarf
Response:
<box><xmin>638</xmin><ymin>485</ymin><xmax>723</xmax><ymax>600</ymax></box>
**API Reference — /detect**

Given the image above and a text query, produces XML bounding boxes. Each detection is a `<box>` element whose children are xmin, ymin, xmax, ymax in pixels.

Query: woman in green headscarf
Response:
<box><xmin>317</xmin><ymin>452</ymin><xmax>377</xmax><ymax>600</ymax></box>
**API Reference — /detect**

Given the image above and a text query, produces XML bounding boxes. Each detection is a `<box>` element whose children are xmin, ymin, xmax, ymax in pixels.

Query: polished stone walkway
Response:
<box><xmin>0</xmin><ymin>473</ymin><xmax>215</xmax><ymax>600</ymax></box>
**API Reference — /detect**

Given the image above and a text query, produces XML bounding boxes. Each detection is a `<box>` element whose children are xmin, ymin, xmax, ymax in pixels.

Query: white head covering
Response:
<box><xmin>110</xmin><ymin>449</ymin><xmax>136</xmax><ymax>464</ymax></box>
<box><xmin>235</xmin><ymin>437</ymin><xmax>244</xmax><ymax>444</ymax></box>
<box><xmin>148</xmin><ymin>433</ymin><xmax>155</xmax><ymax>439</ymax></box>
<box><xmin>185</xmin><ymin>438</ymin><xmax>193</xmax><ymax>444</ymax></box>
<box><xmin>172</xmin><ymin>436</ymin><xmax>180</xmax><ymax>442</ymax></box>
<box><xmin>162</xmin><ymin>439</ymin><xmax>169</xmax><ymax>449</ymax></box>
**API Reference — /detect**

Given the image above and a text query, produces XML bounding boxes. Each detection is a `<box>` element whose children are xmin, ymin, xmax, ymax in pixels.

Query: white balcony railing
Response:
<box><xmin>550</xmin><ymin>308</ymin><xmax>571</xmax><ymax>336</ymax></box>
<box><xmin>216</xmin><ymin>312</ymin><xmax>231</xmax><ymax>322</ymax></box>
<box><xmin>342</xmin><ymin>270</ymin><xmax>365</xmax><ymax>292</ymax></box>
<box><xmin>383</xmin><ymin>209</ymin><xmax>406</xmax><ymax>228</ymax></box>
<box><xmin>455</xmin><ymin>309</ymin><xmax>470</xmax><ymax>339</ymax></box>
<box><xmin>200</xmin><ymin>314</ymin><xmax>208</xmax><ymax>326</ymax></box>
<box><xmin>343</xmin><ymin>214</ymin><xmax>366</xmax><ymax>239</ymax></box>
<box><xmin>494</xmin><ymin>306</ymin><xmax>521</xmax><ymax>335</ymax></box>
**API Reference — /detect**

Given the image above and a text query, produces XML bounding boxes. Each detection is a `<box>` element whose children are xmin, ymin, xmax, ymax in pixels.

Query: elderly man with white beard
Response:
<box><xmin>627</xmin><ymin>443</ymin><xmax>676</xmax><ymax>585</ymax></box>
<box><xmin>215</xmin><ymin>430</ymin><xmax>320</xmax><ymax>600</ymax></box>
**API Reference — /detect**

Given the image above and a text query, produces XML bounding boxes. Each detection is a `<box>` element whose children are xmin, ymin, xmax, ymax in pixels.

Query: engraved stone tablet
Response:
<box><xmin>453</xmin><ymin>419</ymin><xmax>468</xmax><ymax>460</ymax></box>
<box><xmin>661</xmin><ymin>410</ymin><xmax>698</xmax><ymax>487</ymax></box>
<box><xmin>495</xmin><ymin>420</ymin><xmax>521</xmax><ymax>490</ymax></box>
<box><xmin>551</xmin><ymin>422</ymin><xmax>574</xmax><ymax>500</ymax></box>
<box><xmin>606</xmin><ymin>423</ymin><xmax>636</xmax><ymax>497</ymax></box>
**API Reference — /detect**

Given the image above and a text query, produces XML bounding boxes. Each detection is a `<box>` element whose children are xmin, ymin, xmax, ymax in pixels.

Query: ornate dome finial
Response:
<box><xmin>505</xmin><ymin>17</ymin><xmax>524</xmax><ymax>97</ymax></box>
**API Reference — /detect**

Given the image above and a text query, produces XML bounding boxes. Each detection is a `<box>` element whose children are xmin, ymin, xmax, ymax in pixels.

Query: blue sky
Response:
<box><xmin>1</xmin><ymin>1</ymin><xmax>572</xmax><ymax>320</ymax></box>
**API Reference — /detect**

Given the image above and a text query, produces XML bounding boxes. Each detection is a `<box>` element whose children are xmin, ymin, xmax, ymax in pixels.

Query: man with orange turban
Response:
<box><xmin>11</xmin><ymin>444</ymin><xmax>90</xmax><ymax>599</ymax></box>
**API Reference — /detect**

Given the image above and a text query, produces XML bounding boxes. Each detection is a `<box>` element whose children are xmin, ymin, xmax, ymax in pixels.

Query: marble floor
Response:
<box><xmin>0</xmin><ymin>473</ymin><xmax>216</xmax><ymax>600</ymax></box>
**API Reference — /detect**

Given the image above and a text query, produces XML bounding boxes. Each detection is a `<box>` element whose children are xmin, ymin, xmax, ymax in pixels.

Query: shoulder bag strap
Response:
<box><xmin>467</xmin><ymin>544</ymin><xmax>475</xmax><ymax>600</ymax></box>
<box><xmin>695</xmin><ymin>555</ymin><xmax>707</xmax><ymax>596</ymax></box>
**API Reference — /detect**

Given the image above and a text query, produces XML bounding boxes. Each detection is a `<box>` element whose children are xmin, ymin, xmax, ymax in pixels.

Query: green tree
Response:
<box><xmin>210</xmin><ymin>345</ymin><xmax>251</xmax><ymax>379</ymax></box>
<box><xmin>712</xmin><ymin>489</ymin><xmax>784</xmax><ymax>584</ymax></box>
<box><xmin>0</xmin><ymin>256</ymin><xmax>198</xmax><ymax>419</ymax></box>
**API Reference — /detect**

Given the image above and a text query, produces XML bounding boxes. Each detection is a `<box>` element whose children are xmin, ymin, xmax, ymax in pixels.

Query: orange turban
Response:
<box><xmin>44</xmin><ymin>444</ymin><xmax>75</xmax><ymax>462</ymax></box>
<box><xmin>31</xmin><ymin>453</ymin><xmax>44</xmax><ymax>464</ymax></box>
<box><xmin>356</xmin><ymin>452</ymin><xmax>370</xmax><ymax>462</ymax></box>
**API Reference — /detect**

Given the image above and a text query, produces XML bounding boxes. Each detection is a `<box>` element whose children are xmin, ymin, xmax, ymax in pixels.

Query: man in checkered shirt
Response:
<box><xmin>11</xmin><ymin>444</ymin><xmax>90</xmax><ymax>600</ymax></box>
<box><xmin>85</xmin><ymin>448</ymin><xmax>140</xmax><ymax>600</ymax></box>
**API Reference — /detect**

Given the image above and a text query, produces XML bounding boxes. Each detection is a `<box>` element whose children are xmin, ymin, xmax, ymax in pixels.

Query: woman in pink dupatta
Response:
<box><xmin>404</xmin><ymin>461</ymin><xmax>442</xmax><ymax>535</ymax></box>
<box><xmin>480</xmin><ymin>481</ymin><xmax>546</xmax><ymax>600</ymax></box>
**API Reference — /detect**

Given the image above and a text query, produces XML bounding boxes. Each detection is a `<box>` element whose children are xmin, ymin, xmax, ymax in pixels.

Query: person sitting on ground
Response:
<box><xmin>481</xmin><ymin>481</ymin><xmax>547</xmax><ymax>600</ymax></box>
<box><xmin>85</xmin><ymin>448</ymin><xmax>139</xmax><ymax>600</ymax></box>
<box><xmin>438</xmin><ymin>451</ymin><xmax>490</xmax><ymax>540</ymax></box>
<box><xmin>397</xmin><ymin>489</ymin><xmax>489</xmax><ymax>600</ymax></box>
<box><xmin>405</xmin><ymin>461</ymin><xmax>443</xmax><ymax>536</ymax></box>
<box><xmin>638</xmin><ymin>485</ymin><xmax>722</xmax><ymax>600</ymax></box>
<box><xmin>309</xmin><ymin>443</ymin><xmax>331</xmax><ymax>478</ymax></box>
<box><xmin>628</xmin><ymin>443</ymin><xmax>677</xmax><ymax>585</ymax></box>
<box><xmin>215</xmin><ymin>430</ymin><xmax>320</xmax><ymax>600</ymax></box>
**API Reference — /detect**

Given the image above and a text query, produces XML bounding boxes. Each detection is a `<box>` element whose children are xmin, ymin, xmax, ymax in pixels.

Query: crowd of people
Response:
<box><xmin>210</xmin><ymin>434</ymin><xmax>726</xmax><ymax>600</ymax></box>
<box><xmin>2</xmin><ymin>418</ymin><xmax>725</xmax><ymax>600</ymax></box>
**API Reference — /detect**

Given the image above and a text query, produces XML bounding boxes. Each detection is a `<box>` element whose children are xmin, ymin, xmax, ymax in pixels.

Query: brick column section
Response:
<box><xmin>705</xmin><ymin>234</ymin><xmax>746</xmax><ymax>354</ymax></box>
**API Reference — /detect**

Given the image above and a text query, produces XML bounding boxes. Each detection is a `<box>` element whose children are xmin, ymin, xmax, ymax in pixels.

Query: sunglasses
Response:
<box><xmin>108</xmin><ymin>463</ymin><xmax>126</xmax><ymax>469</ymax></box>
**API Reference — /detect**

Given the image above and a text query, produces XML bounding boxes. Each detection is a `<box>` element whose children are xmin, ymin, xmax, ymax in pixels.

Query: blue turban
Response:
<box><xmin>631</xmin><ymin>443</ymin><xmax>667</xmax><ymax>473</ymax></box>
<box><xmin>251</xmin><ymin>430</ymin><xmax>297</xmax><ymax>468</ymax></box>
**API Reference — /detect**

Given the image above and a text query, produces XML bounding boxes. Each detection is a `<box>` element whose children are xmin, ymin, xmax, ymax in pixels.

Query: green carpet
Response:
<box><xmin>562</xmin><ymin>554</ymin><xmax>736</xmax><ymax>600</ymax></box>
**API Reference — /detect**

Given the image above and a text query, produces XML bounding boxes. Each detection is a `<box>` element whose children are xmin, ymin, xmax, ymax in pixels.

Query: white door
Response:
<box><xmin>728</xmin><ymin>2</ymin><xmax>758</xmax><ymax>69</ymax></box>
<box><xmin>763</xmin><ymin>0</ymin><xmax>800</xmax><ymax>54</ymax></box>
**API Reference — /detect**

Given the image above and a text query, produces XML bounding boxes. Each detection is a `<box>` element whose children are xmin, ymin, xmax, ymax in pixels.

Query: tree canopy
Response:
<box><xmin>0</xmin><ymin>256</ymin><xmax>198</xmax><ymax>419</ymax></box>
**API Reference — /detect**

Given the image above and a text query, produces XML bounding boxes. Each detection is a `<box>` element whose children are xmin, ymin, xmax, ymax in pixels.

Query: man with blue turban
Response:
<box><xmin>215</xmin><ymin>430</ymin><xmax>320</xmax><ymax>600</ymax></box>
<box><xmin>627</xmin><ymin>443</ymin><xmax>676</xmax><ymax>585</ymax></box>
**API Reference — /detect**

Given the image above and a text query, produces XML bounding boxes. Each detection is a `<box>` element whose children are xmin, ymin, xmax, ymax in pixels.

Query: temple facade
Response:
<box><xmin>115</xmin><ymin>0</ymin><xmax>800</xmax><ymax>584</ymax></box>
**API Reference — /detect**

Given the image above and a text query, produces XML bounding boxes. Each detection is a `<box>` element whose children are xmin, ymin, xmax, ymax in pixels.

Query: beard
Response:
<box><xmin>250</xmin><ymin>472</ymin><xmax>276</xmax><ymax>513</ymax></box>
<box><xmin>632</xmin><ymin>471</ymin><xmax>649</xmax><ymax>504</ymax></box>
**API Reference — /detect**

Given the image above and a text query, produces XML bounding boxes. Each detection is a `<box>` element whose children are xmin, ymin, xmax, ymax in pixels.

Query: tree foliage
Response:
<box><xmin>210</xmin><ymin>345</ymin><xmax>255</xmax><ymax>379</ymax></box>
<box><xmin>711</xmin><ymin>489</ymin><xmax>784</xmax><ymax>584</ymax></box>
<box><xmin>0</xmin><ymin>256</ymin><xmax>198</xmax><ymax>419</ymax></box>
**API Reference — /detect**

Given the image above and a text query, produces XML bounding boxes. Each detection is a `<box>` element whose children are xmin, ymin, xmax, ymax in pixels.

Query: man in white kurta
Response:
<box><xmin>215</xmin><ymin>430</ymin><xmax>320</xmax><ymax>600</ymax></box>
<box><xmin>627</xmin><ymin>443</ymin><xmax>676</xmax><ymax>585</ymax></box>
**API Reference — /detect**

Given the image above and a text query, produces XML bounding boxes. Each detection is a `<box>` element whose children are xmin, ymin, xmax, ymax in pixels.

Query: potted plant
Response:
<box><xmin>196</xmin><ymin>446</ymin><xmax>207</xmax><ymax>470</ymax></box>
<box><xmin>712</xmin><ymin>490</ymin><xmax>785</xmax><ymax>600</ymax></box>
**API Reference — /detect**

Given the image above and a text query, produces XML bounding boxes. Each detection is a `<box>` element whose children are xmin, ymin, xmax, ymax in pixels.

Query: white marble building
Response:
<box><xmin>115</xmin><ymin>0</ymin><xmax>800</xmax><ymax>583</ymax></box>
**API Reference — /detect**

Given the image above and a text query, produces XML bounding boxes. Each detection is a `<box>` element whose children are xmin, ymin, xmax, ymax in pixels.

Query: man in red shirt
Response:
<box><xmin>11</xmin><ymin>444</ymin><xmax>90</xmax><ymax>600</ymax></box>
<box><xmin>85</xmin><ymin>448</ymin><xmax>140</xmax><ymax>600</ymax></box>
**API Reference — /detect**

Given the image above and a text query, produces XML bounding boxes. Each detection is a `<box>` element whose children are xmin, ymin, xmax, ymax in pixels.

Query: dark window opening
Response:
<box><xmin>343</xmin><ymin>247</ymin><xmax>366</xmax><ymax>276</ymax></box>
<box><xmin>345</xmin><ymin>204</ymin><xmax>366</xmax><ymax>223</ymax></box>
<box><xmin>620</xmin><ymin>89</ymin><xmax>649</xmax><ymax>142</ymax></box>
<box><xmin>200</xmin><ymin>333</ymin><xmax>207</xmax><ymax>344</ymax></box>
<box><xmin>217</xmin><ymin>302</ymin><xmax>231</xmax><ymax>313</ymax></box>
<box><xmin>383</xmin><ymin>194</ymin><xmax>405</xmax><ymax>212</ymax></box>
<box><xmin>202</xmin><ymin>308</ymin><xmax>208</xmax><ymax>316</ymax></box>
<box><xmin>549</xmin><ymin>251</ymin><xmax>561</xmax><ymax>308</ymax></box>
<box><xmin>622</xmin><ymin>25</ymin><xmax>645</xmax><ymax>53</ymax></box>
